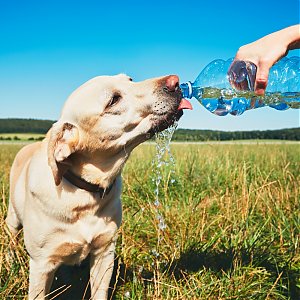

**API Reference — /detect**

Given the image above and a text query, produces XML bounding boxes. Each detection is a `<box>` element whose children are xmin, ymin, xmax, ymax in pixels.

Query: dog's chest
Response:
<box><xmin>76</xmin><ymin>215</ymin><xmax>107</xmax><ymax>244</ymax></box>
<box><xmin>50</xmin><ymin>215</ymin><xmax>117</xmax><ymax>266</ymax></box>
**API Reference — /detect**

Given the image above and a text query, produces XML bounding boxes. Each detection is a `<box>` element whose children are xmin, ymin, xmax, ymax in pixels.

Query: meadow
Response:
<box><xmin>0</xmin><ymin>133</ymin><xmax>45</xmax><ymax>141</ymax></box>
<box><xmin>0</xmin><ymin>142</ymin><xmax>299</xmax><ymax>299</ymax></box>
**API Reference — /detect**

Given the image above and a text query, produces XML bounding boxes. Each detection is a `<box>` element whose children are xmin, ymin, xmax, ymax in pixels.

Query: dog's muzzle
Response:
<box><xmin>149</xmin><ymin>75</ymin><xmax>192</xmax><ymax>135</ymax></box>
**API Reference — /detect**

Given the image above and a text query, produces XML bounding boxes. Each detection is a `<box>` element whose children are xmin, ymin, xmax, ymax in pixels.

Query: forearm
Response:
<box><xmin>285</xmin><ymin>24</ymin><xmax>300</xmax><ymax>50</ymax></box>
<box><xmin>236</xmin><ymin>25</ymin><xmax>300</xmax><ymax>61</ymax></box>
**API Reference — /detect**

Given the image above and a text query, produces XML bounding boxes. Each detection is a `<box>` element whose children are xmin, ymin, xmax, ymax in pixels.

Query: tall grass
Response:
<box><xmin>0</xmin><ymin>145</ymin><xmax>29</xmax><ymax>298</ymax></box>
<box><xmin>0</xmin><ymin>142</ymin><xmax>299</xmax><ymax>299</ymax></box>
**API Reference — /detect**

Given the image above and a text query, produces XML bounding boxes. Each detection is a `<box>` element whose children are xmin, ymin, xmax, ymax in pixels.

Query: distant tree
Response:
<box><xmin>173</xmin><ymin>127</ymin><xmax>300</xmax><ymax>141</ymax></box>
<box><xmin>0</xmin><ymin>118</ymin><xmax>299</xmax><ymax>141</ymax></box>
<box><xmin>0</xmin><ymin>118</ymin><xmax>54</xmax><ymax>134</ymax></box>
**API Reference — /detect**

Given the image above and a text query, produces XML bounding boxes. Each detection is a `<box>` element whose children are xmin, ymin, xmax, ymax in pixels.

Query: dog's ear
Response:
<box><xmin>48</xmin><ymin>122</ymin><xmax>79</xmax><ymax>186</ymax></box>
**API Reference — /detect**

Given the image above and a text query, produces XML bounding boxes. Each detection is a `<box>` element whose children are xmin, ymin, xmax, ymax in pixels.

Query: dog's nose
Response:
<box><xmin>165</xmin><ymin>75</ymin><xmax>179</xmax><ymax>92</ymax></box>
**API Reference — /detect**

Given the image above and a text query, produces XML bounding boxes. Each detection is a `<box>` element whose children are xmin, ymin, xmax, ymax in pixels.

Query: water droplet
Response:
<box><xmin>124</xmin><ymin>291</ymin><xmax>130</xmax><ymax>298</ymax></box>
<box><xmin>158</xmin><ymin>219</ymin><xmax>167</xmax><ymax>231</ymax></box>
<box><xmin>154</xmin><ymin>199</ymin><xmax>160</xmax><ymax>207</ymax></box>
<box><xmin>151</xmin><ymin>249</ymin><xmax>160</xmax><ymax>257</ymax></box>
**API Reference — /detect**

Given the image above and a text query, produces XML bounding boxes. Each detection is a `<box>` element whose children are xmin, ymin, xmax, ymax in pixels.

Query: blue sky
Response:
<box><xmin>0</xmin><ymin>0</ymin><xmax>299</xmax><ymax>130</ymax></box>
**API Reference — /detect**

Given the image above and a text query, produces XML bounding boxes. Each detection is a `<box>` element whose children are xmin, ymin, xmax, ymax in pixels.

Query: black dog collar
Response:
<box><xmin>63</xmin><ymin>170</ymin><xmax>115</xmax><ymax>197</ymax></box>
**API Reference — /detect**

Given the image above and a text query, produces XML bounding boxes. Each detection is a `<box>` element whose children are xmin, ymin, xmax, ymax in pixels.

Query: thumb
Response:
<box><xmin>255</xmin><ymin>64</ymin><xmax>270</xmax><ymax>95</ymax></box>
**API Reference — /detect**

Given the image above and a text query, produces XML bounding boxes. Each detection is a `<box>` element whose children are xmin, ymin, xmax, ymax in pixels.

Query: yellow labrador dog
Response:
<box><xmin>6</xmin><ymin>74</ymin><xmax>191</xmax><ymax>299</ymax></box>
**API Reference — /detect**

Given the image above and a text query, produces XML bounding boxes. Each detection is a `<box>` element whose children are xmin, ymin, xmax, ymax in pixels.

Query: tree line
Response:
<box><xmin>0</xmin><ymin>118</ymin><xmax>299</xmax><ymax>141</ymax></box>
<box><xmin>173</xmin><ymin>128</ymin><xmax>300</xmax><ymax>141</ymax></box>
<box><xmin>0</xmin><ymin>118</ymin><xmax>54</xmax><ymax>134</ymax></box>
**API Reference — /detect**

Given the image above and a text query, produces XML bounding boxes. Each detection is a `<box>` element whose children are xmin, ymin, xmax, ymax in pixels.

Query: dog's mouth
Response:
<box><xmin>148</xmin><ymin>97</ymin><xmax>192</xmax><ymax>136</ymax></box>
<box><xmin>143</xmin><ymin>75</ymin><xmax>193</xmax><ymax>137</ymax></box>
<box><xmin>148</xmin><ymin>110</ymin><xmax>182</xmax><ymax>136</ymax></box>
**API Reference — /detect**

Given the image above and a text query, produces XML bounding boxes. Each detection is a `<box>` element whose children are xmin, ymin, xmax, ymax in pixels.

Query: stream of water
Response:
<box><xmin>152</xmin><ymin>120</ymin><xmax>178</xmax><ymax>232</ymax></box>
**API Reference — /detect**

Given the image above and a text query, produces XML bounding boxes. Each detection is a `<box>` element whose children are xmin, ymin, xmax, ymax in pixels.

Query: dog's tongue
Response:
<box><xmin>178</xmin><ymin>98</ymin><xmax>193</xmax><ymax>110</ymax></box>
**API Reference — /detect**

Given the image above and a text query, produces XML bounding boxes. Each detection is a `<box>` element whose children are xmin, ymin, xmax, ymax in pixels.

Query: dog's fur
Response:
<box><xmin>6</xmin><ymin>74</ymin><xmax>183</xmax><ymax>299</ymax></box>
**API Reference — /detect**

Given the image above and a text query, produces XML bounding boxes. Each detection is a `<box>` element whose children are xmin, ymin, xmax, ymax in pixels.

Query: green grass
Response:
<box><xmin>0</xmin><ymin>143</ymin><xmax>299</xmax><ymax>299</ymax></box>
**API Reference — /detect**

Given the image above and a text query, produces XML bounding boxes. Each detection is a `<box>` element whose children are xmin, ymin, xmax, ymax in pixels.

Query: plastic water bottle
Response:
<box><xmin>180</xmin><ymin>56</ymin><xmax>300</xmax><ymax>116</ymax></box>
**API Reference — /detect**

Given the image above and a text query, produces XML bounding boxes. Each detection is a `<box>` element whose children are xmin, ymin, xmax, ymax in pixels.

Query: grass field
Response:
<box><xmin>0</xmin><ymin>133</ymin><xmax>45</xmax><ymax>141</ymax></box>
<box><xmin>0</xmin><ymin>142</ymin><xmax>299</xmax><ymax>299</ymax></box>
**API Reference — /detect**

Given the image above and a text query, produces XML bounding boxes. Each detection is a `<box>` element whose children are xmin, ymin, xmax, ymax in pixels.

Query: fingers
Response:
<box><xmin>228</xmin><ymin>56</ymin><xmax>274</xmax><ymax>95</ymax></box>
<box><xmin>227</xmin><ymin>60</ymin><xmax>257</xmax><ymax>91</ymax></box>
<box><xmin>254</xmin><ymin>63</ymin><xmax>270</xmax><ymax>95</ymax></box>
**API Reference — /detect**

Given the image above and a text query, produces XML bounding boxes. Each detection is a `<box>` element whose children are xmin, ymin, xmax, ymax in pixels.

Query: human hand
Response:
<box><xmin>229</xmin><ymin>25</ymin><xmax>300</xmax><ymax>95</ymax></box>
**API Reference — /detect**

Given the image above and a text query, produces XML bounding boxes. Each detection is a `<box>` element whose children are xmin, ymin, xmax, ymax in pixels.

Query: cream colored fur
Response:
<box><xmin>6</xmin><ymin>74</ymin><xmax>182</xmax><ymax>299</ymax></box>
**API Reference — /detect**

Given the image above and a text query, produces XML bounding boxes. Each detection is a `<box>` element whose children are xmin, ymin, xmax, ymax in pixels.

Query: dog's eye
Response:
<box><xmin>108</xmin><ymin>93</ymin><xmax>122</xmax><ymax>107</ymax></box>
<box><xmin>129</xmin><ymin>77</ymin><xmax>133</xmax><ymax>82</ymax></box>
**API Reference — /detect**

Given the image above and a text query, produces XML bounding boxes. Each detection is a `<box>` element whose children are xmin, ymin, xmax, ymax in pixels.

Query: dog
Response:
<box><xmin>6</xmin><ymin>74</ymin><xmax>191</xmax><ymax>299</ymax></box>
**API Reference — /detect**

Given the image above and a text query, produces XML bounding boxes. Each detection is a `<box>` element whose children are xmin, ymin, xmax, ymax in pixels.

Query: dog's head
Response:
<box><xmin>48</xmin><ymin>74</ymin><xmax>191</xmax><ymax>186</ymax></box>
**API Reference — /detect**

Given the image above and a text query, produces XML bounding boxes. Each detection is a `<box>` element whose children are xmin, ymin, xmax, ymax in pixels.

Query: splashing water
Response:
<box><xmin>150</xmin><ymin>120</ymin><xmax>178</xmax><ymax>295</ymax></box>
<box><xmin>152</xmin><ymin>120</ymin><xmax>178</xmax><ymax>232</ymax></box>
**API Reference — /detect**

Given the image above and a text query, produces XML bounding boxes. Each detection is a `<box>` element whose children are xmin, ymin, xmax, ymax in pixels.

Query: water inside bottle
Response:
<box><xmin>195</xmin><ymin>87</ymin><xmax>300</xmax><ymax>116</ymax></box>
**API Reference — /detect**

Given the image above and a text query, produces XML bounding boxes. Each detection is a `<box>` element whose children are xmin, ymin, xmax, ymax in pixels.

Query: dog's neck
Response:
<box><xmin>63</xmin><ymin>169</ymin><xmax>115</xmax><ymax>196</ymax></box>
<box><xmin>68</xmin><ymin>150</ymin><xmax>129</xmax><ymax>189</ymax></box>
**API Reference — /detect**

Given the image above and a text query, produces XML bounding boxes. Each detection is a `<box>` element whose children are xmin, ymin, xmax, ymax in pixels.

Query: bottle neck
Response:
<box><xmin>180</xmin><ymin>81</ymin><xmax>193</xmax><ymax>99</ymax></box>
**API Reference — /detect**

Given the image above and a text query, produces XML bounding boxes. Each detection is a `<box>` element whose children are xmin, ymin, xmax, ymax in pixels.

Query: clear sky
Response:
<box><xmin>0</xmin><ymin>0</ymin><xmax>299</xmax><ymax>130</ymax></box>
